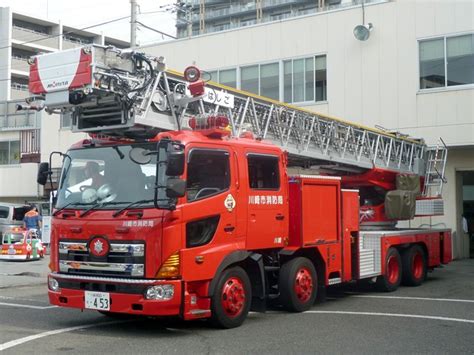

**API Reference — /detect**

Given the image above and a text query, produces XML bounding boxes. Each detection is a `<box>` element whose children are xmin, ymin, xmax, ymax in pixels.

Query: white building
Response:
<box><xmin>140</xmin><ymin>0</ymin><xmax>473</xmax><ymax>258</ymax></box>
<box><xmin>0</xmin><ymin>2</ymin><xmax>472</xmax><ymax>258</ymax></box>
<box><xmin>0</xmin><ymin>7</ymin><xmax>128</xmax><ymax>203</ymax></box>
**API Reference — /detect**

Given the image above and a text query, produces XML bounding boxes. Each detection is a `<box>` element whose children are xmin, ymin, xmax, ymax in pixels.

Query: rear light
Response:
<box><xmin>184</xmin><ymin>66</ymin><xmax>201</xmax><ymax>83</ymax></box>
<box><xmin>156</xmin><ymin>252</ymin><xmax>180</xmax><ymax>278</ymax></box>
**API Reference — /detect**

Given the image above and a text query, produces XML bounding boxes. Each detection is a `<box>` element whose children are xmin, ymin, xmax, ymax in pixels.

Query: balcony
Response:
<box><xmin>0</xmin><ymin>100</ymin><xmax>41</xmax><ymax>131</ymax></box>
<box><xmin>20</xmin><ymin>129</ymin><xmax>40</xmax><ymax>163</ymax></box>
<box><xmin>12</xmin><ymin>26</ymin><xmax>59</xmax><ymax>49</ymax></box>
<box><xmin>62</xmin><ymin>36</ymin><xmax>93</xmax><ymax>50</ymax></box>
<box><xmin>11</xmin><ymin>56</ymin><xmax>29</xmax><ymax>73</ymax></box>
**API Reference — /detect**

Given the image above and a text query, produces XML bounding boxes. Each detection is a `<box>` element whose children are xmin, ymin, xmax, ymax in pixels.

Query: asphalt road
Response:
<box><xmin>1</xmin><ymin>258</ymin><xmax>474</xmax><ymax>354</ymax></box>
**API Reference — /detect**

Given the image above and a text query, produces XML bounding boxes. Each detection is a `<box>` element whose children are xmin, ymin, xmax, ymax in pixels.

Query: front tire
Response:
<box><xmin>401</xmin><ymin>245</ymin><xmax>427</xmax><ymax>286</ymax></box>
<box><xmin>376</xmin><ymin>247</ymin><xmax>402</xmax><ymax>292</ymax></box>
<box><xmin>279</xmin><ymin>257</ymin><xmax>317</xmax><ymax>312</ymax></box>
<box><xmin>210</xmin><ymin>266</ymin><xmax>251</xmax><ymax>329</ymax></box>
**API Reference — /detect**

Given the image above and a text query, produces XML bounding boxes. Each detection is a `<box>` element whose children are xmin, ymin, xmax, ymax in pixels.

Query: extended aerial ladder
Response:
<box><xmin>23</xmin><ymin>45</ymin><xmax>447</xmax><ymax>218</ymax></box>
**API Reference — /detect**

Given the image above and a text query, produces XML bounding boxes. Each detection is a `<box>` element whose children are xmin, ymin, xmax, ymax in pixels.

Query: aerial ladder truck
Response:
<box><xmin>23</xmin><ymin>45</ymin><xmax>451</xmax><ymax>328</ymax></box>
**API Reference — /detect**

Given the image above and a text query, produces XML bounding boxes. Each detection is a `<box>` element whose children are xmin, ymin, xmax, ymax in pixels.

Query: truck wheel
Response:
<box><xmin>279</xmin><ymin>257</ymin><xmax>317</xmax><ymax>312</ymax></box>
<box><xmin>401</xmin><ymin>245</ymin><xmax>426</xmax><ymax>286</ymax></box>
<box><xmin>210</xmin><ymin>266</ymin><xmax>251</xmax><ymax>329</ymax></box>
<box><xmin>376</xmin><ymin>248</ymin><xmax>402</xmax><ymax>292</ymax></box>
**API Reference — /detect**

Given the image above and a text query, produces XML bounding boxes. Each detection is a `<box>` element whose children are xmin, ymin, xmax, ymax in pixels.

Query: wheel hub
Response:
<box><xmin>294</xmin><ymin>268</ymin><xmax>313</xmax><ymax>303</ymax></box>
<box><xmin>221</xmin><ymin>277</ymin><xmax>245</xmax><ymax>318</ymax></box>
<box><xmin>387</xmin><ymin>255</ymin><xmax>400</xmax><ymax>284</ymax></box>
<box><xmin>412</xmin><ymin>252</ymin><xmax>423</xmax><ymax>279</ymax></box>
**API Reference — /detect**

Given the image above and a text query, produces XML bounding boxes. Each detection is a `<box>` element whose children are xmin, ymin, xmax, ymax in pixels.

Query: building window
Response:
<box><xmin>208</xmin><ymin>54</ymin><xmax>327</xmax><ymax>103</ymax></box>
<box><xmin>206</xmin><ymin>69</ymin><xmax>236</xmax><ymax>88</ymax></box>
<box><xmin>419</xmin><ymin>33</ymin><xmax>474</xmax><ymax>89</ymax></box>
<box><xmin>283</xmin><ymin>55</ymin><xmax>327</xmax><ymax>103</ymax></box>
<box><xmin>0</xmin><ymin>141</ymin><xmax>20</xmax><ymax>165</ymax></box>
<box><xmin>260</xmin><ymin>63</ymin><xmax>279</xmax><ymax>100</ymax></box>
<box><xmin>241</xmin><ymin>65</ymin><xmax>259</xmax><ymax>94</ymax></box>
<box><xmin>447</xmin><ymin>34</ymin><xmax>474</xmax><ymax>86</ymax></box>
<box><xmin>219</xmin><ymin>69</ymin><xmax>237</xmax><ymax>87</ymax></box>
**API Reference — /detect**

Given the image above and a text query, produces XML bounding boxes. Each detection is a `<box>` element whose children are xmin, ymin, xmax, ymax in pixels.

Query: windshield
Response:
<box><xmin>56</xmin><ymin>143</ymin><xmax>158</xmax><ymax>210</ymax></box>
<box><xmin>3</xmin><ymin>232</ymin><xmax>24</xmax><ymax>244</ymax></box>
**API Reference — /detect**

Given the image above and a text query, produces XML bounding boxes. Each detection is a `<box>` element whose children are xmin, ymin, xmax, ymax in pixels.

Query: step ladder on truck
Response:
<box><xmin>23</xmin><ymin>45</ymin><xmax>451</xmax><ymax>328</ymax></box>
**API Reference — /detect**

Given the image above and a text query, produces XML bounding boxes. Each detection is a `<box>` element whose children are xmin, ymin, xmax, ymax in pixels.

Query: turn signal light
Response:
<box><xmin>156</xmin><ymin>252</ymin><xmax>180</xmax><ymax>278</ymax></box>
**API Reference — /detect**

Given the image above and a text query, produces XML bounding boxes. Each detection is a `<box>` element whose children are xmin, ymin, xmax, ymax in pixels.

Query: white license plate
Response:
<box><xmin>85</xmin><ymin>291</ymin><xmax>110</xmax><ymax>311</ymax></box>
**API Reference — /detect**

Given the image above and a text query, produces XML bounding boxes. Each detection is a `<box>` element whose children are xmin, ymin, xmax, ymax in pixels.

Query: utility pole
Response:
<box><xmin>130</xmin><ymin>0</ymin><xmax>138</xmax><ymax>47</ymax></box>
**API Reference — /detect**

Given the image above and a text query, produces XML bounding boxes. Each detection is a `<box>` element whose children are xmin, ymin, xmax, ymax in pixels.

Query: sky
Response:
<box><xmin>0</xmin><ymin>0</ymin><xmax>177</xmax><ymax>45</ymax></box>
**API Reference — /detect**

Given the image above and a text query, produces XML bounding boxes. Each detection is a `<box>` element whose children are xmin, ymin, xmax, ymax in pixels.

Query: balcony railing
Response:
<box><xmin>11</xmin><ymin>57</ymin><xmax>30</xmax><ymax>73</ymax></box>
<box><xmin>0</xmin><ymin>100</ymin><xmax>41</xmax><ymax>131</ymax></box>
<box><xmin>177</xmin><ymin>0</ymin><xmax>389</xmax><ymax>37</ymax></box>
<box><xmin>12</xmin><ymin>26</ymin><xmax>59</xmax><ymax>49</ymax></box>
<box><xmin>20</xmin><ymin>129</ymin><xmax>41</xmax><ymax>163</ymax></box>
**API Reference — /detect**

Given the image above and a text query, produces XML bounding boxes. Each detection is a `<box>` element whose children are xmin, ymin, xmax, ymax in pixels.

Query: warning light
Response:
<box><xmin>184</xmin><ymin>66</ymin><xmax>201</xmax><ymax>83</ymax></box>
<box><xmin>188</xmin><ymin>114</ymin><xmax>231</xmax><ymax>138</ymax></box>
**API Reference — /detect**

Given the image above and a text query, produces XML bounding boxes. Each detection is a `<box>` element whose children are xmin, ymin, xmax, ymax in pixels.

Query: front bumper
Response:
<box><xmin>0</xmin><ymin>254</ymin><xmax>30</xmax><ymax>261</ymax></box>
<box><xmin>48</xmin><ymin>273</ymin><xmax>182</xmax><ymax>316</ymax></box>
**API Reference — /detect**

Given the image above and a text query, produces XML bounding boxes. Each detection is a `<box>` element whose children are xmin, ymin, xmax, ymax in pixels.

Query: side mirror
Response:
<box><xmin>166</xmin><ymin>178</ymin><xmax>186</xmax><ymax>198</ymax></box>
<box><xmin>37</xmin><ymin>162</ymin><xmax>50</xmax><ymax>185</ymax></box>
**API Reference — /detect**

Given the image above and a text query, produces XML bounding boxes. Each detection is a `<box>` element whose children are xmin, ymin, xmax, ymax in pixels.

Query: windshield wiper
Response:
<box><xmin>53</xmin><ymin>202</ymin><xmax>89</xmax><ymax>216</ymax></box>
<box><xmin>112</xmin><ymin>199</ymin><xmax>154</xmax><ymax>218</ymax></box>
<box><xmin>79</xmin><ymin>201</ymin><xmax>130</xmax><ymax>218</ymax></box>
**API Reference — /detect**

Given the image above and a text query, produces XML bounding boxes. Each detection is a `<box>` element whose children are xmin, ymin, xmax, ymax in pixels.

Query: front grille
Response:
<box><xmin>57</xmin><ymin>279</ymin><xmax>147</xmax><ymax>294</ymax></box>
<box><xmin>58</xmin><ymin>239</ymin><xmax>145</xmax><ymax>278</ymax></box>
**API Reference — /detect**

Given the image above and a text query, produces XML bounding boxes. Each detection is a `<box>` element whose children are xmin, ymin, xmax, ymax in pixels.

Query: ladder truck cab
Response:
<box><xmin>27</xmin><ymin>45</ymin><xmax>451</xmax><ymax>328</ymax></box>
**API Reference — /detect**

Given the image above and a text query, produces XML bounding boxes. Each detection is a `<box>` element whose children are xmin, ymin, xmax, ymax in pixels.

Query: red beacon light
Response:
<box><xmin>188</xmin><ymin>114</ymin><xmax>231</xmax><ymax>138</ymax></box>
<box><xmin>184</xmin><ymin>65</ymin><xmax>205</xmax><ymax>97</ymax></box>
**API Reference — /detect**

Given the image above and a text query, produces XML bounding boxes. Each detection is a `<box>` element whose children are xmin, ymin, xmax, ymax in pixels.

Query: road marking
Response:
<box><xmin>0</xmin><ymin>295</ymin><xmax>51</xmax><ymax>304</ymax></box>
<box><xmin>0</xmin><ymin>320</ymin><xmax>130</xmax><ymax>351</ymax></box>
<box><xmin>0</xmin><ymin>302</ymin><xmax>57</xmax><ymax>310</ymax></box>
<box><xmin>347</xmin><ymin>294</ymin><xmax>474</xmax><ymax>303</ymax></box>
<box><xmin>304</xmin><ymin>310</ymin><xmax>474</xmax><ymax>324</ymax></box>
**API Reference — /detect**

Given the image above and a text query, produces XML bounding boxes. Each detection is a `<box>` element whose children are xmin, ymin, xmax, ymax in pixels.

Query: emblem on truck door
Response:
<box><xmin>224</xmin><ymin>194</ymin><xmax>236</xmax><ymax>212</ymax></box>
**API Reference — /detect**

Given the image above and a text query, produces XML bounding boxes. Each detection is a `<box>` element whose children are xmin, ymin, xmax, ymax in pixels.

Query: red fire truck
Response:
<box><xmin>25</xmin><ymin>45</ymin><xmax>451</xmax><ymax>328</ymax></box>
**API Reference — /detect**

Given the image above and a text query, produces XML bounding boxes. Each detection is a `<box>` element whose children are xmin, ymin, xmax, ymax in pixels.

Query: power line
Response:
<box><xmin>136</xmin><ymin>21</ymin><xmax>177</xmax><ymax>39</ymax></box>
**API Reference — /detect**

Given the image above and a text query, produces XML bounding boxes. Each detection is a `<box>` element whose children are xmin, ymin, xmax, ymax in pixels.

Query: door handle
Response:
<box><xmin>275</xmin><ymin>214</ymin><xmax>285</xmax><ymax>221</ymax></box>
<box><xmin>224</xmin><ymin>225</ymin><xmax>235</xmax><ymax>232</ymax></box>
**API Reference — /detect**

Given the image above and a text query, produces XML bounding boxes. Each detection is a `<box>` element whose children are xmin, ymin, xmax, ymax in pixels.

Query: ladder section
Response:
<box><xmin>27</xmin><ymin>45</ymin><xmax>427</xmax><ymax>175</ymax></box>
<box><xmin>422</xmin><ymin>139</ymin><xmax>448</xmax><ymax>197</ymax></box>
<box><xmin>197</xmin><ymin>81</ymin><xmax>426</xmax><ymax>174</ymax></box>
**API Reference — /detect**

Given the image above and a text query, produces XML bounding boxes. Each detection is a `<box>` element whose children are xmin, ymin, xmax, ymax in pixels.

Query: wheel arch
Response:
<box><xmin>279</xmin><ymin>248</ymin><xmax>326</xmax><ymax>302</ymax></box>
<box><xmin>207</xmin><ymin>250</ymin><xmax>266</xmax><ymax>311</ymax></box>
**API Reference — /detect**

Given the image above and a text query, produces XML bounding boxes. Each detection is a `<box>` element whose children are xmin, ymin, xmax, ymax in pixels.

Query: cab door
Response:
<box><xmin>180</xmin><ymin>146</ymin><xmax>241</xmax><ymax>282</ymax></box>
<box><xmin>245</xmin><ymin>152</ymin><xmax>288</xmax><ymax>250</ymax></box>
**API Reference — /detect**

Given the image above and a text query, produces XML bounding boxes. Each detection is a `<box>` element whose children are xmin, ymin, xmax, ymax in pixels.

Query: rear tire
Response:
<box><xmin>376</xmin><ymin>248</ymin><xmax>402</xmax><ymax>292</ymax></box>
<box><xmin>279</xmin><ymin>257</ymin><xmax>318</xmax><ymax>312</ymax></box>
<box><xmin>401</xmin><ymin>245</ymin><xmax>427</xmax><ymax>286</ymax></box>
<box><xmin>210</xmin><ymin>266</ymin><xmax>251</xmax><ymax>329</ymax></box>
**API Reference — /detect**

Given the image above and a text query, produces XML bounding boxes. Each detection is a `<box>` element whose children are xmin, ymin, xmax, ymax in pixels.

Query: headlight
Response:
<box><xmin>144</xmin><ymin>285</ymin><xmax>174</xmax><ymax>301</ymax></box>
<box><xmin>48</xmin><ymin>277</ymin><xmax>59</xmax><ymax>291</ymax></box>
